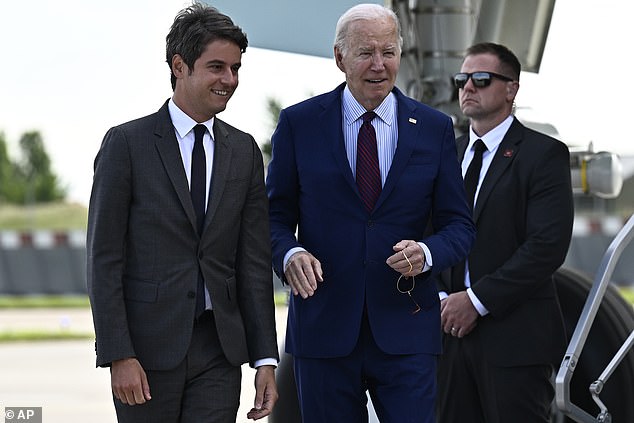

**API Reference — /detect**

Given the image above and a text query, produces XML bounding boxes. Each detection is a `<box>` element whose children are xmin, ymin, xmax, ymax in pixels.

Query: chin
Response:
<box><xmin>210</xmin><ymin>104</ymin><xmax>228</xmax><ymax>115</ymax></box>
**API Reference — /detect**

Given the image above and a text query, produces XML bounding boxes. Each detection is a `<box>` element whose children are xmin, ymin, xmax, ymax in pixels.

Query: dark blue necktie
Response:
<box><xmin>356</xmin><ymin>111</ymin><xmax>381</xmax><ymax>213</ymax></box>
<box><xmin>191</xmin><ymin>124</ymin><xmax>207</xmax><ymax>317</ymax></box>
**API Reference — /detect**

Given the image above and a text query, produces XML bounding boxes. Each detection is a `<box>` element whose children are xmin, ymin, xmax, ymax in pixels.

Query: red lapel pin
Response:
<box><xmin>503</xmin><ymin>149</ymin><xmax>513</xmax><ymax>157</ymax></box>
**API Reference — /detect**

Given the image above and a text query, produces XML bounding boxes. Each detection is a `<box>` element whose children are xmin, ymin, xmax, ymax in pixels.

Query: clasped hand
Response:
<box><xmin>385</xmin><ymin>240</ymin><xmax>425</xmax><ymax>276</ymax></box>
<box><xmin>285</xmin><ymin>240</ymin><xmax>424</xmax><ymax>299</ymax></box>
<box><xmin>440</xmin><ymin>291</ymin><xmax>479</xmax><ymax>338</ymax></box>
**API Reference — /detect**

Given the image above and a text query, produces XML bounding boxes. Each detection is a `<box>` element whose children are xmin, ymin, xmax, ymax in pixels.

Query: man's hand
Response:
<box><xmin>247</xmin><ymin>365</ymin><xmax>278</xmax><ymax>420</ymax></box>
<box><xmin>386</xmin><ymin>240</ymin><xmax>425</xmax><ymax>276</ymax></box>
<box><xmin>111</xmin><ymin>357</ymin><xmax>151</xmax><ymax>405</ymax></box>
<box><xmin>284</xmin><ymin>251</ymin><xmax>323</xmax><ymax>298</ymax></box>
<box><xmin>440</xmin><ymin>292</ymin><xmax>479</xmax><ymax>338</ymax></box>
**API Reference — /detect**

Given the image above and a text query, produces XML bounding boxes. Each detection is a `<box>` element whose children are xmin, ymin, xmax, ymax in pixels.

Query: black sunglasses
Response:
<box><xmin>453</xmin><ymin>72</ymin><xmax>514</xmax><ymax>89</ymax></box>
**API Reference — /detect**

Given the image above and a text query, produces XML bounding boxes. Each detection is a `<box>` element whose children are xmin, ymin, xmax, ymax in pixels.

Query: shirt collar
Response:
<box><xmin>168</xmin><ymin>98</ymin><xmax>215</xmax><ymax>140</ymax></box>
<box><xmin>342</xmin><ymin>85</ymin><xmax>395</xmax><ymax>127</ymax></box>
<box><xmin>469</xmin><ymin>114</ymin><xmax>514</xmax><ymax>152</ymax></box>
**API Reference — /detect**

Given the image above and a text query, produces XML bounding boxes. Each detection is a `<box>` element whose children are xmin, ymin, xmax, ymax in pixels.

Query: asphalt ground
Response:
<box><xmin>0</xmin><ymin>306</ymin><xmax>289</xmax><ymax>423</ymax></box>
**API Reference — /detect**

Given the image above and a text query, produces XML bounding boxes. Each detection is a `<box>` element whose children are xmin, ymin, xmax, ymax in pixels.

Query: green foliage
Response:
<box><xmin>0</xmin><ymin>202</ymin><xmax>87</xmax><ymax>230</ymax></box>
<box><xmin>261</xmin><ymin>97</ymin><xmax>282</xmax><ymax>163</ymax></box>
<box><xmin>0</xmin><ymin>130</ymin><xmax>66</xmax><ymax>204</ymax></box>
<box><xmin>618</xmin><ymin>287</ymin><xmax>634</xmax><ymax>305</ymax></box>
<box><xmin>0</xmin><ymin>330</ymin><xmax>93</xmax><ymax>343</ymax></box>
<box><xmin>0</xmin><ymin>133</ymin><xmax>14</xmax><ymax>201</ymax></box>
<box><xmin>0</xmin><ymin>295</ymin><xmax>90</xmax><ymax>308</ymax></box>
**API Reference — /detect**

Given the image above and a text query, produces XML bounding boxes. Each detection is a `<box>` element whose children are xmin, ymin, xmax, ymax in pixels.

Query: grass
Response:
<box><xmin>4</xmin><ymin>202</ymin><xmax>628</xmax><ymax>342</ymax></box>
<box><xmin>0</xmin><ymin>295</ymin><xmax>90</xmax><ymax>308</ymax></box>
<box><xmin>0</xmin><ymin>287</ymin><xmax>630</xmax><ymax>343</ymax></box>
<box><xmin>0</xmin><ymin>202</ymin><xmax>87</xmax><ymax>230</ymax></box>
<box><xmin>0</xmin><ymin>295</ymin><xmax>93</xmax><ymax>343</ymax></box>
<box><xmin>0</xmin><ymin>330</ymin><xmax>93</xmax><ymax>342</ymax></box>
<box><xmin>0</xmin><ymin>293</ymin><xmax>289</xmax><ymax>343</ymax></box>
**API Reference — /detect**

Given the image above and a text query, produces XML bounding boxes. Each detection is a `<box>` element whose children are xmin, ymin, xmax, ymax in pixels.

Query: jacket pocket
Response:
<box><xmin>123</xmin><ymin>278</ymin><xmax>159</xmax><ymax>303</ymax></box>
<box><xmin>225</xmin><ymin>276</ymin><xmax>237</xmax><ymax>302</ymax></box>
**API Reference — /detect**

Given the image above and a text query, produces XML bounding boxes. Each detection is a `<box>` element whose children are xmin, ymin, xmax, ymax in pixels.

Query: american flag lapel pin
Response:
<box><xmin>503</xmin><ymin>149</ymin><xmax>514</xmax><ymax>157</ymax></box>
<box><xmin>408</xmin><ymin>117</ymin><xmax>417</xmax><ymax>124</ymax></box>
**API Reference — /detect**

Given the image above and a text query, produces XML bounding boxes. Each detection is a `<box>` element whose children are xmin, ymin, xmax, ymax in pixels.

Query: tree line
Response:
<box><xmin>0</xmin><ymin>131</ymin><xmax>66</xmax><ymax>204</ymax></box>
<box><xmin>0</xmin><ymin>98</ymin><xmax>281</xmax><ymax>206</ymax></box>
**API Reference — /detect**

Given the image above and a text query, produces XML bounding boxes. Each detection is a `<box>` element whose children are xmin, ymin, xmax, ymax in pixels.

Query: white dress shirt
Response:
<box><xmin>168</xmin><ymin>99</ymin><xmax>215</xmax><ymax>311</ymax></box>
<box><xmin>168</xmin><ymin>99</ymin><xmax>277</xmax><ymax>368</ymax></box>
<box><xmin>284</xmin><ymin>87</ymin><xmax>433</xmax><ymax>272</ymax></box>
<box><xmin>463</xmin><ymin>114</ymin><xmax>514</xmax><ymax>316</ymax></box>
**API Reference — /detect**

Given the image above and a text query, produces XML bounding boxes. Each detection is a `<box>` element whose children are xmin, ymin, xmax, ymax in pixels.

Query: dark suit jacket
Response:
<box><xmin>87</xmin><ymin>100</ymin><xmax>279</xmax><ymax>370</ymax></box>
<box><xmin>266</xmin><ymin>84</ymin><xmax>475</xmax><ymax>358</ymax></box>
<box><xmin>439</xmin><ymin>117</ymin><xmax>573</xmax><ymax>366</ymax></box>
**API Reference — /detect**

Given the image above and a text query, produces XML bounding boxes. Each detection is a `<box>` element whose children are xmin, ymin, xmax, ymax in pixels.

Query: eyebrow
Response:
<box><xmin>203</xmin><ymin>59</ymin><xmax>241</xmax><ymax>67</ymax></box>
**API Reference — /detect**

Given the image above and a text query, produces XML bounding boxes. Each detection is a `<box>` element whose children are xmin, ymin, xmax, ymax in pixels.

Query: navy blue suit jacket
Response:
<box><xmin>266</xmin><ymin>84</ymin><xmax>475</xmax><ymax>358</ymax></box>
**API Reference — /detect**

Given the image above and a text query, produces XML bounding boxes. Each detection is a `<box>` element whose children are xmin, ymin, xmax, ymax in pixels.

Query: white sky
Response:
<box><xmin>1</xmin><ymin>0</ymin><xmax>633</xmax><ymax>206</ymax></box>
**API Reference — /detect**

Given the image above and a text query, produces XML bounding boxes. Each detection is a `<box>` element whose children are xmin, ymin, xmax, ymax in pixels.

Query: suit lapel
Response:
<box><xmin>319</xmin><ymin>86</ymin><xmax>428</xmax><ymax>213</ymax></box>
<box><xmin>456</xmin><ymin>136</ymin><xmax>469</xmax><ymax>162</ymax></box>
<box><xmin>319</xmin><ymin>86</ymin><xmax>360</xmax><ymax>199</ymax></box>
<box><xmin>378</xmin><ymin>90</ymin><xmax>418</xmax><ymax>210</ymax></box>
<box><xmin>153</xmin><ymin>102</ymin><xmax>199</xmax><ymax>234</ymax></box>
<box><xmin>202</xmin><ymin>120</ymin><xmax>232</xmax><ymax>235</ymax></box>
<box><xmin>473</xmin><ymin>118</ymin><xmax>523</xmax><ymax>221</ymax></box>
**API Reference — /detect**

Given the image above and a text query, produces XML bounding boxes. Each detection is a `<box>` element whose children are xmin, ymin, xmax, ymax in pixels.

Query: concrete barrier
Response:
<box><xmin>0</xmin><ymin>231</ymin><xmax>86</xmax><ymax>294</ymax></box>
<box><xmin>1</xmin><ymin>216</ymin><xmax>633</xmax><ymax>294</ymax></box>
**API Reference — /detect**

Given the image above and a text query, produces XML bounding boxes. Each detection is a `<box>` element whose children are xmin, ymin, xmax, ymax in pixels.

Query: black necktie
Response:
<box><xmin>191</xmin><ymin>124</ymin><xmax>207</xmax><ymax>317</ymax></box>
<box><xmin>463</xmin><ymin>139</ymin><xmax>487</xmax><ymax>210</ymax></box>
<box><xmin>191</xmin><ymin>124</ymin><xmax>207</xmax><ymax>234</ymax></box>
<box><xmin>451</xmin><ymin>139</ymin><xmax>487</xmax><ymax>291</ymax></box>
<box><xmin>356</xmin><ymin>111</ymin><xmax>381</xmax><ymax>213</ymax></box>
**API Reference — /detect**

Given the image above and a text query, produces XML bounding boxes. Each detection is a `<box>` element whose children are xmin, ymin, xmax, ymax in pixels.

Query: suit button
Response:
<box><xmin>367</xmin><ymin>220</ymin><xmax>374</xmax><ymax>227</ymax></box>
<box><xmin>187</xmin><ymin>291</ymin><xmax>196</xmax><ymax>299</ymax></box>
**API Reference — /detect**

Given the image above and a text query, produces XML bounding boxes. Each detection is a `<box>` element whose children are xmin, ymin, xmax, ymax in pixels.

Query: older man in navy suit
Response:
<box><xmin>266</xmin><ymin>4</ymin><xmax>475</xmax><ymax>422</ymax></box>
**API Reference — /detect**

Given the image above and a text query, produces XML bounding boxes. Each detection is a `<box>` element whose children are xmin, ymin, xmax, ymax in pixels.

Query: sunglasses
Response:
<box><xmin>453</xmin><ymin>72</ymin><xmax>514</xmax><ymax>89</ymax></box>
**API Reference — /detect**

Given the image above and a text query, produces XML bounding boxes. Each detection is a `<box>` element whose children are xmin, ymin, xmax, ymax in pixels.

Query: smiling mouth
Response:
<box><xmin>367</xmin><ymin>79</ymin><xmax>386</xmax><ymax>84</ymax></box>
<box><xmin>212</xmin><ymin>89</ymin><xmax>229</xmax><ymax>96</ymax></box>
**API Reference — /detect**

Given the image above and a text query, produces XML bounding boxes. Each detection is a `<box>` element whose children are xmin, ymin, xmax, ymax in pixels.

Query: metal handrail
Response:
<box><xmin>555</xmin><ymin>214</ymin><xmax>634</xmax><ymax>422</ymax></box>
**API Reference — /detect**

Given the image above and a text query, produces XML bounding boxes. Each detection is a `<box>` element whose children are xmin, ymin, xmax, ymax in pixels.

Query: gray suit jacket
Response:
<box><xmin>87</xmin><ymin>100</ymin><xmax>278</xmax><ymax>370</ymax></box>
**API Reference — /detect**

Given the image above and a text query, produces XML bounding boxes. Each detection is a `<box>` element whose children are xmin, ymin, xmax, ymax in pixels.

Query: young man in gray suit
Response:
<box><xmin>87</xmin><ymin>4</ymin><xmax>278</xmax><ymax>422</ymax></box>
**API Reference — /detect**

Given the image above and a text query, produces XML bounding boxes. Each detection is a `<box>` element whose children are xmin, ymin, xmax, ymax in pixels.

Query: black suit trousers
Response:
<box><xmin>436</xmin><ymin>329</ymin><xmax>554</xmax><ymax>423</ymax></box>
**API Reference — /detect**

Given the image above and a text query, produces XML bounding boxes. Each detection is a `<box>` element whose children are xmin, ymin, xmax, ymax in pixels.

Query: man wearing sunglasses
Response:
<box><xmin>436</xmin><ymin>42</ymin><xmax>574</xmax><ymax>423</ymax></box>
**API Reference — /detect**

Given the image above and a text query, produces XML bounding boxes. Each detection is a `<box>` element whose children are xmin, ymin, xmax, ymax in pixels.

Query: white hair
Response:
<box><xmin>334</xmin><ymin>3</ymin><xmax>403</xmax><ymax>56</ymax></box>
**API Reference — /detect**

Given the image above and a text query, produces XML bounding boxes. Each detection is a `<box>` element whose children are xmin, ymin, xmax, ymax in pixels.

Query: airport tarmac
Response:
<box><xmin>0</xmin><ymin>306</ymin><xmax>289</xmax><ymax>423</ymax></box>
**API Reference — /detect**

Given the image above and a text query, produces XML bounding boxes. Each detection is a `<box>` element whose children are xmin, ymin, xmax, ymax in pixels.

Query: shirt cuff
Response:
<box><xmin>253</xmin><ymin>358</ymin><xmax>278</xmax><ymax>369</ymax></box>
<box><xmin>417</xmin><ymin>242</ymin><xmax>432</xmax><ymax>272</ymax></box>
<box><xmin>283</xmin><ymin>247</ymin><xmax>306</xmax><ymax>271</ymax></box>
<box><xmin>466</xmin><ymin>287</ymin><xmax>489</xmax><ymax>316</ymax></box>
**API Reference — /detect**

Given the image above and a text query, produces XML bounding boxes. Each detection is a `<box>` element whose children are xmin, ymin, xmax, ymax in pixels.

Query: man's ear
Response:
<box><xmin>171</xmin><ymin>54</ymin><xmax>186</xmax><ymax>78</ymax></box>
<box><xmin>334</xmin><ymin>47</ymin><xmax>345</xmax><ymax>73</ymax></box>
<box><xmin>506</xmin><ymin>81</ymin><xmax>519</xmax><ymax>101</ymax></box>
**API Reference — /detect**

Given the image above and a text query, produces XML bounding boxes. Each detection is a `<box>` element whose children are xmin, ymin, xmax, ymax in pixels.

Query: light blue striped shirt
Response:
<box><xmin>342</xmin><ymin>86</ymin><xmax>398</xmax><ymax>186</ymax></box>
<box><xmin>283</xmin><ymin>87</ymin><xmax>432</xmax><ymax>273</ymax></box>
